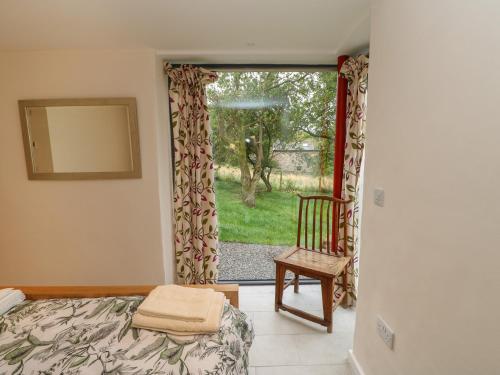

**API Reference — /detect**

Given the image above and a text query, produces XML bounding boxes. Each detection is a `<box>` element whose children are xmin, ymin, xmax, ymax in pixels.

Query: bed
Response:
<box><xmin>0</xmin><ymin>285</ymin><xmax>254</xmax><ymax>375</ymax></box>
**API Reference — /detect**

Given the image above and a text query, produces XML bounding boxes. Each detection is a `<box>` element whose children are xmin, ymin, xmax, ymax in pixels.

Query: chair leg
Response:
<box><xmin>293</xmin><ymin>273</ymin><xmax>300</xmax><ymax>293</ymax></box>
<box><xmin>275</xmin><ymin>264</ymin><xmax>286</xmax><ymax>312</ymax></box>
<box><xmin>321</xmin><ymin>278</ymin><xmax>334</xmax><ymax>333</ymax></box>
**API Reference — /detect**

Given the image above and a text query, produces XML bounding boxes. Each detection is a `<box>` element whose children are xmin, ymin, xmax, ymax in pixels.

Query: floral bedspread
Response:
<box><xmin>0</xmin><ymin>297</ymin><xmax>254</xmax><ymax>375</ymax></box>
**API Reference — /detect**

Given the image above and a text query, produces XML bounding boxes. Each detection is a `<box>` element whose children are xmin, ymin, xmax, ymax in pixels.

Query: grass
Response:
<box><xmin>216</xmin><ymin>179</ymin><xmax>299</xmax><ymax>246</ymax></box>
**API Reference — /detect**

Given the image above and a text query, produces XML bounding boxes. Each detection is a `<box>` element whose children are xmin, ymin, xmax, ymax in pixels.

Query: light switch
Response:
<box><xmin>374</xmin><ymin>188</ymin><xmax>385</xmax><ymax>207</ymax></box>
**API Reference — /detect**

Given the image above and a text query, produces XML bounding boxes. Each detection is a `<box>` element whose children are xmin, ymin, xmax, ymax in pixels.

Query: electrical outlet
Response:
<box><xmin>374</xmin><ymin>188</ymin><xmax>385</xmax><ymax>207</ymax></box>
<box><xmin>377</xmin><ymin>316</ymin><xmax>394</xmax><ymax>349</ymax></box>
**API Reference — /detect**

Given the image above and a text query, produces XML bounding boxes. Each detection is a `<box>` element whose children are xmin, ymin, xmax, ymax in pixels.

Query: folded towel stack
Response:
<box><xmin>0</xmin><ymin>288</ymin><xmax>26</xmax><ymax>315</ymax></box>
<box><xmin>132</xmin><ymin>285</ymin><xmax>225</xmax><ymax>336</ymax></box>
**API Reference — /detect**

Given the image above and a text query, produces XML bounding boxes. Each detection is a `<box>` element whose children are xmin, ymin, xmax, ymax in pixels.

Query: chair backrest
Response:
<box><xmin>296</xmin><ymin>195</ymin><xmax>350</xmax><ymax>255</ymax></box>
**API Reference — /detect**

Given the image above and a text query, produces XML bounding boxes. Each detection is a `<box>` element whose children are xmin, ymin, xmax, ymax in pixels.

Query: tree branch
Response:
<box><xmin>264</xmin><ymin>73</ymin><xmax>309</xmax><ymax>92</ymax></box>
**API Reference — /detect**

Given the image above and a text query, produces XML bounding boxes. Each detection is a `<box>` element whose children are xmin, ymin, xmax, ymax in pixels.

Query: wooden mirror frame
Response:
<box><xmin>18</xmin><ymin>98</ymin><xmax>142</xmax><ymax>180</ymax></box>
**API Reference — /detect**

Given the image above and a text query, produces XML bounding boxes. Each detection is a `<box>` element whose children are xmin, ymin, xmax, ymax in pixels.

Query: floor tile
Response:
<box><xmin>282</xmin><ymin>288</ymin><xmax>324</xmax><ymax>313</ymax></box>
<box><xmin>332</xmin><ymin>308</ymin><xmax>356</xmax><ymax>333</ymax></box>
<box><xmin>240</xmin><ymin>285</ymin><xmax>275</xmax><ymax>295</ymax></box>
<box><xmin>242</xmin><ymin>285</ymin><xmax>355</xmax><ymax>372</ymax></box>
<box><xmin>249</xmin><ymin>335</ymin><xmax>302</xmax><ymax>366</ymax></box>
<box><xmin>240</xmin><ymin>294</ymin><xmax>275</xmax><ymax>312</ymax></box>
<box><xmin>253</xmin><ymin>310</ymin><xmax>326</xmax><ymax>335</ymax></box>
<box><xmin>294</xmin><ymin>331</ymin><xmax>353</xmax><ymax>365</ymax></box>
<box><xmin>255</xmin><ymin>364</ymin><xmax>352</xmax><ymax>375</ymax></box>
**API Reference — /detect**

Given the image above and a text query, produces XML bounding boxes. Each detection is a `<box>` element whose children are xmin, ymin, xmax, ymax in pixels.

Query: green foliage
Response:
<box><xmin>216</xmin><ymin>180</ymin><xmax>299</xmax><ymax>245</ymax></box>
<box><xmin>208</xmin><ymin>70</ymin><xmax>338</xmax><ymax>189</ymax></box>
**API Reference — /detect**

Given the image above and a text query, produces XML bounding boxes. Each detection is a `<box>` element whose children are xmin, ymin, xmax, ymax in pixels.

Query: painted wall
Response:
<box><xmin>0</xmin><ymin>49</ymin><xmax>175</xmax><ymax>285</ymax></box>
<box><xmin>353</xmin><ymin>1</ymin><xmax>500</xmax><ymax>374</ymax></box>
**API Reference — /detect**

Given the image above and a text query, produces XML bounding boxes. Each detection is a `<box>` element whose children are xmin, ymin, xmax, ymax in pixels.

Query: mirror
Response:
<box><xmin>18</xmin><ymin>98</ymin><xmax>141</xmax><ymax>180</ymax></box>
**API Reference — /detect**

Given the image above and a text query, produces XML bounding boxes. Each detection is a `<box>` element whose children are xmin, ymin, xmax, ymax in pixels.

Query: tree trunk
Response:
<box><xmin>232</xmin><ymin>73</ymin><xmax>261</xmax><ymax>208</ymax></box>
<box><xmin>238</xmin><ymin>131</ymin><xmax>254</xmax><ymax>206</ymax></box>
<box><xmin>261</xmin><ymin>168</ymin><xmax>273</xmax><ymax>192</ymax></box>
<box><xmin>238</xmin><ymin>126</ymin><xmax>263</xmax><ymax>207</ymax></box>
<box><xmin>233</xmin><ymin>71</ymin><xmax>266</xmax><ymax>207</ymax></box>
<box><xmin>241</xmin><ymin>182</ymin><xmax>257</xmax><ymax>207</ymax></box>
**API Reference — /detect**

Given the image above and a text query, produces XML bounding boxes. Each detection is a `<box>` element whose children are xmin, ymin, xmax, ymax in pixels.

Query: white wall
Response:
<box><xmin>154</xmin><ymin>55</ymin><xmax>177</xmax><ymax>285</ymax></box>
<box><xmin>0</xmin><ymin>49</ymin><xmax>175</xmax><ymax>285</ymax></box>
<box><xmin>353</xmin><ymin>1</ymin><xmax>500</xmax><ymax>374</ymax></box>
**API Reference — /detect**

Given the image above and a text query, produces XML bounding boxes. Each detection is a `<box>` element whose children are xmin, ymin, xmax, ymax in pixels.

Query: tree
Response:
<box><xmin>285</xmin><ymin>72</ymin><xmax>338</xmax><ymax>191</ymax></box>
<box><xmin>208</xmin><ymin>70</ymin><xmax>337</xmax><ymax>206</ymax></box>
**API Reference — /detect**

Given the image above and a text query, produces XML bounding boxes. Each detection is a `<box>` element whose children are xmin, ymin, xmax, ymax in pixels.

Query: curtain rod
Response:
<box><xmin>166</xmin><ymin>63</ymin><xmax>337</xmax><ymax>72</ymax></box>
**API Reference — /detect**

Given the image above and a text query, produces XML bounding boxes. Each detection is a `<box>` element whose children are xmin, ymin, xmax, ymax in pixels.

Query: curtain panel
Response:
<box><xmin>165</xmin><ymin>63</ymin><xmax>219</xmax><ymax>284</ymax></box>
<box><xmin>337</xmin><ymin>55</ymin><xmax>369</xmax><ymax>306</ymax></box>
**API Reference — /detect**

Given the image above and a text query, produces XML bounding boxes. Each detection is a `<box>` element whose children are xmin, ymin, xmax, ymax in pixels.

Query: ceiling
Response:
<box><xmin>0</xmin><ymin>0</ymin><xmax>370</xmax><ymax>64</ymax></box>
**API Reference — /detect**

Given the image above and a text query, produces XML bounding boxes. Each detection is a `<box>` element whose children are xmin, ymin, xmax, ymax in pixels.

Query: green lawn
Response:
<box><xmin>215</xmin><ymin>179</ymin><xmax>299</xmax><ymax>246</ymax></box>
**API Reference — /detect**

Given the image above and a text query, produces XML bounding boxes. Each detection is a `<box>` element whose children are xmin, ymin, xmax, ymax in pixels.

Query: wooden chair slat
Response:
<box><xmin>304</xmin><ymin>199</ymin><xmax>309</xmax><ymax>249</ymax></box>
<box><xmin>319</xmin><ymin>199</ymin><xmax>324</xmax><ymax>253</ymax></box>
<box><xmin>312</xmin><ymin>199</ymin><xmax>317</xmax><ymax>250</ymax></box>
<box><xmin>326</xmin><ymin>200</ymin><xmax>331</xmax><ymax>254</ymax></box>
<box><xmin>296</xmin><ymin>198</ymin><xmax>304</xmax><ymax>247</ymax></box>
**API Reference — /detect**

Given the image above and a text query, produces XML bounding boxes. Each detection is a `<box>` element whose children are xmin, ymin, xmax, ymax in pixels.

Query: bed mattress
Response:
<box><xmin>0</xmin><ymin>296</ymin><xmax>254</xmax><ymax>375</ymax></box>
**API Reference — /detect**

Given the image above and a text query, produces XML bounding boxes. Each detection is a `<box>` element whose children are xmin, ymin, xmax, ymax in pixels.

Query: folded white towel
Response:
<box><xmin>0</xmin><ymin>289</ymin><xmax>25</xmax><ymax>315</ymax></box>
<box><xmin>132</xmin><ymin>292</ymin><xmax>225</xmax><ymax>335</ymax></box>
<box><xmin>137</xmin><ymin>285</ymin><xmax>215</xmax><ymax>322</ymax></box>
<box><xmin>0</xmin><ymin>288</ymin><xmax>14</xmax><ymax>300</ymax></box>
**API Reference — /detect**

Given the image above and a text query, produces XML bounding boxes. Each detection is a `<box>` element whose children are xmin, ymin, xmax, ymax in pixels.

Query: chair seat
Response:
<box><xmin>275</xmin><ymin>247</ymin><xmax>351</xmax><ymax>278</ymax></box>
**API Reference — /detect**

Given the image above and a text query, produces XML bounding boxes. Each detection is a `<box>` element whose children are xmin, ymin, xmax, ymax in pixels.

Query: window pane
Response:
<box><xmin>207</xmin><ymin>70</ymin><xmax>337</xmax><ymax>281</ymax></box>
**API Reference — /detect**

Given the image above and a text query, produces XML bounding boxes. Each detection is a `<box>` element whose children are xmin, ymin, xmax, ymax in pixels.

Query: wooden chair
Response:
<box><xmin>274</xmin><ymin>195</ymin><xmax>351</xmax><ymax>333</ymax></box>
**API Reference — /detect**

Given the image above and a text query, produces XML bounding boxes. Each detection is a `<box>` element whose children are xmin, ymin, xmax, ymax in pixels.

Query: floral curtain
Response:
<box><xmin>165</xmin><ymin>63</ymin><xmax>219</xmax><ymax>284</ymax></box>
<box><xmin>337</xmin><ymin>55</ymin><xmax>369</xmax><ymax>307</ymax></box>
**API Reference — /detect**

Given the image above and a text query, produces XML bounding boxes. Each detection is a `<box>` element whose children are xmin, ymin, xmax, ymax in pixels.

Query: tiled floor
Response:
<box><xmin>241</xmin><ymin>284</ymin><xmax>355</xmax><ymax>375</ymax></box>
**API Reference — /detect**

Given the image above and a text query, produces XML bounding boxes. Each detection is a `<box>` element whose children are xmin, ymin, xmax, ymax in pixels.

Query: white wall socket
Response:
<box><xmin>374</xmin><ymin>188</ymin><xmax>385</xmax><ymax>207</ymax></box>
<box><xmin>376</xmin><ymin>316</ymin><xmax>394</xmax><ymax>349</ymax></box>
